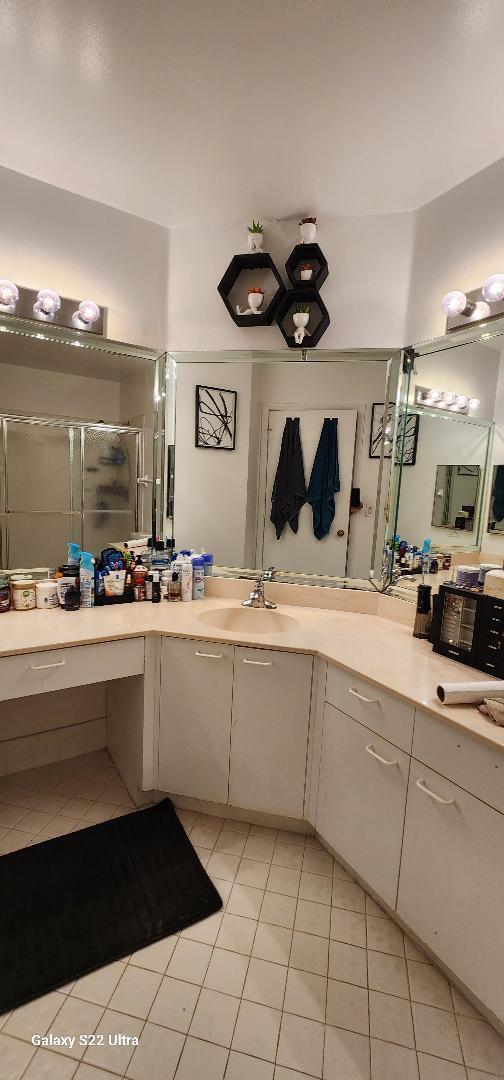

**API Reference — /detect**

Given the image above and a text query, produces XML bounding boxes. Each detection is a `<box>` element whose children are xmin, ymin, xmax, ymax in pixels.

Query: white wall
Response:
<box><xmin>406</xmin><ymin>157</ymin><xmax>504</xmax><ymax>346</ymax></box>
<box><xmin>167</xmin><ymin>215</ymin><xmax>415</xmax><ymax>352</ymax></box>
<box><xmin>410</xmin><ymin>341</ymin><xmax>500</xmax><ymax>423</ymax></box>
<box><xmin>0</xmin><ymin>360</ymin><xmax>121</xmax><ymax>421</ymax></box>
<box><xmin>0</xmin><ymin>165</ymin><xmax>168</xmax><ymax>348</ymax></box>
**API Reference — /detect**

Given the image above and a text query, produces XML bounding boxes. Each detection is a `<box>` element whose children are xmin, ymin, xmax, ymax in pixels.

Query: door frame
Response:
<box><xmin>255</xmin><ymin>402</ymin><xmax>359</xmax><ymax>575</ymax></box>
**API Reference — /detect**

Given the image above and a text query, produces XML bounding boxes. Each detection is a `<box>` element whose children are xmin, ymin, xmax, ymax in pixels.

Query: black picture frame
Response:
<box><xmin>195</xmin><ymin>385</ymin><xmax>237</xmax><ymax>450</ymax></box>
<box><xmin>369</xmin><ymin>403</ymin><xmax>419</xmax><ymax>466</ymax></box>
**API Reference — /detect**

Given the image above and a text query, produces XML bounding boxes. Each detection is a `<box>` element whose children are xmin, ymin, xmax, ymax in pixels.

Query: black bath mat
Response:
<box><xmin>0</xmin><ymin>798</ymin><xmax>222</xmax><ymax>1013</ymax></box>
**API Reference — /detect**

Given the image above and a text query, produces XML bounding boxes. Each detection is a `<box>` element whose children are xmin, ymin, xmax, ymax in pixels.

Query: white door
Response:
<box><xmin>229</xmin><ymin>647</ymin><xmax>313</xmax><ymax>817</ymax></box>
<box><xmin>317</xmin><ymin>703</ymin><xmax>411</xmax><ymax>908</ymax></box>
<box><xmin>259</xmin><ymin>408</ymin><xmax>357</xmax><ymax>576</ymax></box>
<box><xmin>158</xmin><ymin>637</ymin><xmax>234</xmax><ymax>803</ymax></box>
<box><xmin>397</xmin><ymin>759</ymin><xmax>504</xmax><ymax>1022</ymax></box>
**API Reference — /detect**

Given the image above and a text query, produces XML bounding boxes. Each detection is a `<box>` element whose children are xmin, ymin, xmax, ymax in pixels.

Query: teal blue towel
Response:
<box><xmin>307</xmin><ymin>418</ymin><xmax>340</xmax><ymax>540</ymax></box>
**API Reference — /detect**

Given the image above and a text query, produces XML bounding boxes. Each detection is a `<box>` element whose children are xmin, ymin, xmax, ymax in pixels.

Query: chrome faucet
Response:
<box><xmin>242</xmin><ymin>567</ymin><xmax>277</xmax><ymax>609</ymax></box>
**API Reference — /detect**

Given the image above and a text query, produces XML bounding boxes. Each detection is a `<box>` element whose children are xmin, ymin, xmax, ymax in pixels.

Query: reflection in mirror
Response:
<box><xmin>431</xmin><ymin>465</ymin><xmax>480</xmax><ymax>530</ymax></box>
<box><xmin>0</xmin><ymin>321</ymin><xmax>163</xmax><ymax>570</ymax></box>
<box><xmin>168</xmin><ymin>351</ymin><xmax>399</xmax><ymax>588</ymax></box>
<box><xmin>488</xmin><ymin>465</ymin><xmax>504</xmax><ymax>533</ymax></box>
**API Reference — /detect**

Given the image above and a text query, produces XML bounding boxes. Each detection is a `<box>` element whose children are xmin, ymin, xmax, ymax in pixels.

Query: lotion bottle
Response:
<box><xmin>181</xmin><ymin>554</ymin><xmax>193</xmax><ymax>602</ymax></box>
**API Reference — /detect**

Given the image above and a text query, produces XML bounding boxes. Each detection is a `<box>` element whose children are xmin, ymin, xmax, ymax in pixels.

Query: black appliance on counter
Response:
<box><xmin>431</xmin><ymin>583</ymin><xmax>504</xmax><ymax>677</ymax></box>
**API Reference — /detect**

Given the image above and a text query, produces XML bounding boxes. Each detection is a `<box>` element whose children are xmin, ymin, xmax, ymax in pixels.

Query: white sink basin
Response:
<box><xmin>198</xmin><ymin>606</ymin><xmax>300</xmax><ymax>635</ymax></box>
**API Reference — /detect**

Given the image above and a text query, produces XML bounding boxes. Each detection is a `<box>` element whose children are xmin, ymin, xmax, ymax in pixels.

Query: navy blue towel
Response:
<box><xmin>492</xmin><ymin>464</ymin><xmax>504</xmax><ymax>524</ymax></box>
<box><xmin>307</xmin><ymin>418</ymin><xmax>340</xmax><ymax>540</ymax></box>
<box><xmin>270</xmin><ymin>417</ymin><xmax>307</xmax><ymax>539</ymax></box>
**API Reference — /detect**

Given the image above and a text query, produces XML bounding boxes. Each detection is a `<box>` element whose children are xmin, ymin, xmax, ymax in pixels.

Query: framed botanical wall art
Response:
<box><xmin>195</xmin><ymin>385</ymin><xmax>237</xmax><ymax>450</ymax></box>
<box><xmin>369</xmin><ymin>402</ymin><xmax>419</xmax><ymax>466</ymax></box>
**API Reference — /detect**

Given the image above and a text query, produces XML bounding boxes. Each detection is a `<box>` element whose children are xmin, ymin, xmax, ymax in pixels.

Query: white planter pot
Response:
<box><xmin>247</xmin><ymin>232</ymin><xmax>264</xmax><ymax>252</ymax></box>
<box><xmin>299</xmin><ymin>222</ymin><xmax>317</xmax><ymax>244</ymax></box>
<box><xmin>248</xmin><ymin>292</ymin><xmax>264</xmax><ymax>313</ymax></box>
<box><xmin>293</xmin><ymin>311</ymin><xmax>310</xmax><ymax>344</ymax></box>
<box><xmin>300</xmin><ymin>268</ymin><xmax>314</xmax><ymax>281</ymax></box>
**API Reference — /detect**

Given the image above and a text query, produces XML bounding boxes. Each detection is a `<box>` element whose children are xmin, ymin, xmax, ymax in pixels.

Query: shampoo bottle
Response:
<box><xmin>192</xmin><ymin>556</ymin><xmax>205</xmax><ymax>599</ymax></box>
<box><xmin>79</xmin><ymin>551</ymin><xmax>95</xmax><ymax>608</ymax></box>
<box><xmin>181</xmin><ymin>554</ymin><xmax>193</xmax><ymax>602</ymax></box>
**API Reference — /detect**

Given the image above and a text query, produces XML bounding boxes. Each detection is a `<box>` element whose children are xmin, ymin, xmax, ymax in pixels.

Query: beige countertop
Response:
<box><xmin>0</xmin><ymin>594</ymin><xmax>503</xmax><ymax>752</ymax></box>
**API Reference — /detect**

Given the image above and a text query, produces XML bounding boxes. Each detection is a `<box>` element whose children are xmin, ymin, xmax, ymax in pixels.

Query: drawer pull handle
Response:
<box><xmin>416</xmin><ymin>778</ymin><xmax>455</xmax><ymax>806</ymax></box>
<box><xmin>349</xmin><ymin>686</ymin><xmax>378</xmax><ymax>704</ymax></box>
<box><xmin>195</xmin><ymin>651</ymin><xmax>223</xmax><ymax>660</ymax></box>
<box><xmin>243</xmin><ymin>659</ymin><xmax>272</xmax><ymax>666</ymax></box>
<box><xmin>365</xmin><ymin>743</ymin><xmax>398</xmax><ymax>767</ymax></box>
<box><xmin>30</xmin><ymin>660</ymin><xmax>66</xmax><ymax>672</ymax></box>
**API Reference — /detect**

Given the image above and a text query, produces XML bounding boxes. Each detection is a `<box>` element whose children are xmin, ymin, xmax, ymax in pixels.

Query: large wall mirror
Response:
<box><xmin>166</xmin><ymin>350</ymin><xmax>400</xmax><ymax>589</ymax></box>
<box><xmin>385</xmin><ymin>317</ymin><xmax>504</xmax><ymax>597</ymax></box>
<box><xmin>0</xmin><ymin>314</ymin><xmax>165</xmax><ymax>570</ymax></box>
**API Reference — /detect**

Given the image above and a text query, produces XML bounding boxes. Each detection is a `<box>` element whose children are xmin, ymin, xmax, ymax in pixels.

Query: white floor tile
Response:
<box><xmin>328</xmin><ymin>941</ymin><xmax>367</xmax><ymax>987</ymax></box>
<box><xmin>204</xmin><ymin>948</ymin><xmax>249</xmax><ymax>997</ymax></box>
<box><xmin>331</xmin><ymin>880</ymin><xmax>366</xmax><ymax>914</ymax></box>
<box><xmin>175</xmin><ymin>1036</ymin><xmax>228</xmax><ymax>1080</ymax></box>
<box><xmin>252</xmin><ymin>923</ymin><xmax>293</xmax><ymax>966</ymax></box>
<box><xmin>207</xmin><ymin>852</ymin><xmax>241</xmax><ymax>881</ymax></box>
<box><xmin>326</xmin><ymin>980</ymin><xmax>368</xmax><ymax>1035</ymax></box>
<box><xmin>190</xmin><ymin>822</ymin><xmax>221</xmax><ymax>848</ymax></box>
<box><xmin>129</xmin><ymin>935</ymin><xmax>178</xmax><ymax>973</ymax></box>
<box><xmin>166</xmin><ymin>938</ymin><xmax>212</xmax><ymax>984</ymax></box>
<box><xmin>404</xmin><ymin>937</ymin><xmax>429</xmax><ymax>963</ymax></box>
<box><xmin>108</xmin><ymin>965</ymin><xmax>161</xmax><ymax>1020</ymax></box>
<box><xmin>70</xmin><ymin>962</ymin><xmax>126</xmax><ymax>1006</ymax></box>
<box><xmin>365</xmin><ymin>915</ymin><xmax>404</xmax><ymax>957</ymax></box>
<box><xmin>47</xmin><ymin>997</ymin><xmax>104</xmax><ymax>1059</ymax></box>
<box><xmin>222</xmin><ymin>818</ymin><xmax>250</xmax><ymax>834</ymax></box>
<box><xmin>299</xmin><ymin>873</ymin><xmax>332</xmax><ymax>905</ymax></box>
<box><xmin>295</xmin><ymin>900</ymin><xmax>330</xmax><ymax>938</ymax></box>
<box><xmin>216</xmin><ymin>913</ymin><xmax>257</xmax><ymax>955</ymax></box>
<box><xmin>0</xmin><ymin>1033</ymin><xmax>36</xmax><ymax>1080</ymax></box>
<box><xmin>211</xmin><ymin>876</ymin><xmax>233</xmax><ymax>904</ymax></box>
<box><xmin>369</xmin><ymin>990</ymin><xmax>414</xmax><ymax>1049</ymax></box>
<box><xmin>273</xmin><ymin>843</ymin><xmax>304</xmax><ymax>871</ymax></box>
<box><xmin>227</xmin><ymin>1049</ymin><xmax>275</xmax><ymax>1080</ymax></box>
<box><xmin>412</xmin><ymin>1003</ymin><xmax>463</xmax><ymax>1062</ymax></box>
<box><xmin>277</xmin><ymin>1013</ymin><xmax>324</xmax><ymax>1077</ymax></box>
<box><xmin>23</xmin><ymin>1048</ymin><xmax>77</xmax><ymax>1079</ymax></box>
<box><xmin>260</xmin><ymin>892</ymin><xmax>297</xmax><ymax>930</ymax></box>
<box><xmin>284</xmin><ymin>968</ymin><xmax>327</xmax><ymax>1023</ymax></box>
<box><xmin>456</xmin><ymin>1015</ymin><xmax>504</xmax><ymax>1075</ymax></box>
<box><xmin>3</xmin><ymin>991</ymin><xmax>66</xmax><ymax>1040</ymax></box>
<box><xmin>243</xmin><ymin>958</ymin><xmax>287</xmax><ymax>1010</ymax></box>
<box><xmin>74</xmin><ymin>1065</ymin><xmax>119</xmax><ymax>1079</ymax></box>
<box><xmin>371</xmin><ymin>1038</ymin><xmax>419</xmax><ymax>1080</ymax></box>
<box><xmin>417</xmin><ymin>1052</ymin><xmax>467</xmax><ymax>1079</ymax></box>
<box><xmin>451</xmin><ymin>986</ymin><xmax>479</xmax><ymax>1018</ymax></box>
<box><xmin>148</xmin><ymin>975</ymin><xmax>199</xmax><ymax>1033</ymax></box>
<box><xmin>227</xmin><ymin>883</ymin><xmax>264</xmax><ymax>919</ymax></box>
<box><xmin>367</xmin><ymin>951</ymin><xmax>409</xmax><ymax>999</ymax></box>
<box><xmin>189</xmin><ymin>987</ymin><xmax>239</xmax><ymax>1047</ymax></box>
<box><xmin>408</xmin><ymin>961</ymin><xmax>453</xmax><ymax>1011</ymax></box>
<box><xmin>83</xmin><ymin>1008</ymin><xmax>143</xmax><ymax>1072</ymax></box>
<box><xmin>125</xmin><ymin>1021</ymin><xmax>184</xmax><ymax>1080</ymax></box>
<box><xmin>243</xmin><ymin>836</ymin><xmax>276</xmax><ymax>863</ymax></box>
<box><xmin>267</xmin><ymin>867</ymin><xmax>301</xmax><ymax>898</ymax></box>
<box><xmin>303</xmin><ymin>850</ymin><xmax>333</xmax><ymax>877</ymax></box>
<box><xmin>215</xmin><ymin>830</ymin><xmax>247</xmax><ymax>856</ymax></box>
<box><xmin>274</xmin><ymin>1068</ymin><xmax>318</xmax><ymax>1080</ymax></box>
<box><xmin>290</xmin><ymin>931</ymin><xmax>329</xmax><ymax>977</ymax></box>
<box><xmin>330</xmin><ymin>908</ymin><xmax>365</xmax><ymax>948</ymax></box>
<box><xmin>232</xmin><ymin>1000</ymin><xmax>281</xmax><ymax>1061</ymax></box>
<box><xmin>323</xmin><ymin>1024</ymin><xmax>370</xmax><ymax>1080</ymax></box>
<box><xmin>179</xmin><ymin>910</ymin><xmax>223</xmax><ymax>945</ymax></box>
<box><xmin>236</xmin><ymin>859</ymin><xmax>270</xmax><ymax>890</ymax></box>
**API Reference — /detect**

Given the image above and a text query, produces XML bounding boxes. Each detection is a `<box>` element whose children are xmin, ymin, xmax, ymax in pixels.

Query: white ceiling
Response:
<box><xmin>1</xmin><ymin>0</ymin><xmax>504</xmax><ymax>227</ymax></box>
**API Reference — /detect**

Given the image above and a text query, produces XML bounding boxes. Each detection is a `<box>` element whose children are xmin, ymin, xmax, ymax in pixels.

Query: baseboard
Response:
<box><xmin>0</xmin><ymin>716</ymin><xmax>106</xmax><ymax>777</ymax></box>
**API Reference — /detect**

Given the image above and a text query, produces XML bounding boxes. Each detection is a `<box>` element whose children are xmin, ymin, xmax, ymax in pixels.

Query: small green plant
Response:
<box><xmin>248</xmin><ymin>220</ymin><xmax>264</xmax><ymax>233</ymax></box>
<box><xmin>295</xmin><ymin>304</ymin><xmax>311</xmax><ymax>314</ymax></box>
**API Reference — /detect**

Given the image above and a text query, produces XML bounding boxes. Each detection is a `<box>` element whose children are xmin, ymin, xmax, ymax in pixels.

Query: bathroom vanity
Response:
<box><xmin>1</xmin><ymin>591</ymin><xmax>503</xmax><ymax>1032</ymax></box>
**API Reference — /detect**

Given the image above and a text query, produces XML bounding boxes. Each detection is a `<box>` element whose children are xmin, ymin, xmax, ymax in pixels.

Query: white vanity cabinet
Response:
<box><xmin>229</xmin><ymin>647</ymin><xmax>313</xmax><ymax>817</ymax></box>
<box><xmin>397</xmin><ymin>758</ymin><xmax>504</xmax><ymax>1021</ymax></box>
<box><xmin>317</xmin><ymin>702</ymin><xmax>410</xmax><ymax>907</ymax></box>
<box><xmin>158</xmin><ymin>638</ymin><xmax>234</xmax><ymax>803</ymax></box>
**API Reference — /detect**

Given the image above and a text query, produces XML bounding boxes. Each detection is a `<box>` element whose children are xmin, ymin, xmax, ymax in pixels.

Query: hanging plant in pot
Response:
<box><xmin>236</xmin><ymin>286</ymin><xmax>265</xmax><ymax>316</ymax></box>
<box><xmin>247</xmin><ymin>220</ymin><xmax>264</xmax><ymax>252</ymax></box>
<box><xmin>299</xmin><ymin>216</ymin><xmax>317</xmax><ymax>244</ymax></box>
<box><xmin>299</xmin><ymin>262</ymin><xmax>315</xmax><ymax>281</ymax></box>
<box><xmin>293</xmin><ymin>304</ymin><xmax>310</xmax><ymax>344</ymax></box>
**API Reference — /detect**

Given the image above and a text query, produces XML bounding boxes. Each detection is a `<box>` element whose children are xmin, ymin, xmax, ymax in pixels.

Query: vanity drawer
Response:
<box><xmin>325</xmin><ymin>663</ymin><xmax>414</xmax><ymax>753</ymax></box>
<box><xmin>0</xmin><ymin>638</ymin><xmax>144</xmax><ymax>702</ymax></box>
<box><xmin>413</xmin><ymin>708</ymin><xmax>504</xmax><ymax>814</ymax></box>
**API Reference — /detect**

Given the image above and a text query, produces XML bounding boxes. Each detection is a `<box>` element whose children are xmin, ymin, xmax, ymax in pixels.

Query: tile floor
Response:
<box><xmin>1</xmin><ymin>750</ymin><xmax>504</xmax><ymax>1080</ymax></box>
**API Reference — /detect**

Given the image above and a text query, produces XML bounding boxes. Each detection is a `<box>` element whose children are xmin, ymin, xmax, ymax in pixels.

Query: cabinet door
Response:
<box><xmin>397</xmin><ymin>759</ymin><xmax>504</xmax><ymax>1022</ymax></box>
<box><xmin>317</xmin><ymin>702</ymin><xmax>410</xmax><ymax>907</ymax></box>
<box><xmin>158</xmin><ymin>637</ymin><xmax>234</xmax><ymax>803</ymax></box>
<box><xmin>229</xmin><ymin>648</ymin><xmax>313</xmax><ymax>817</ymax></box>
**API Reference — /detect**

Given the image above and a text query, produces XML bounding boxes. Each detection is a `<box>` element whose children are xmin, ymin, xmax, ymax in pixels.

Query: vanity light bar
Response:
<box><xmin>441</xmin><ymin>274</ymin><xmax>504</xmax><ymax>331</ymax></box>
<box><xmin>0</xmin><ymin>280</ymin><xmax>105</xmax><ymax>335</ymax></box>
<box><xmin>414</xmin><ymin>386</ymin><xmax>480</xmax><ymax>415</ymax></box>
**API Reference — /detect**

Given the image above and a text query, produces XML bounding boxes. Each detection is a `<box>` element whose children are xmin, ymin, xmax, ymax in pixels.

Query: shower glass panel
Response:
<box><xmin>82</xmin><ymin>427</ymin><xmax>138</xmax><ymax>515</ymax></box>
<box><xmin>5</xmin><ymin>420</ymin><xmax>74</xmax><ymax>513</ymax></box>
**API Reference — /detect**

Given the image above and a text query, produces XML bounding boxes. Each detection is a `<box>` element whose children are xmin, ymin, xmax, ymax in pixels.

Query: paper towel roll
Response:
<box><xmin>437</xmin><ymin>681</ymin><xmax>504</xmax><ymax>705</ymax></box>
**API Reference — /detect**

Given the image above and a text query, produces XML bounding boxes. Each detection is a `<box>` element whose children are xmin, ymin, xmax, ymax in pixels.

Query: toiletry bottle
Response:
<box><xmin>192</xmin><ymin>555</ymin><xmax>205</xmax><ymax>599</ymax></box>
<box><xmin>151</xmin><ymin>570</ymin><xmax>161</xmax><ymax>603</ymax></box>
<box><xmin>421</xmin><ymin>539</ymin><xmax>431</xmax><ymax>578</ymax></box>
<box><xmin>168</xmin><ymin>571</ymin><xmax>181</xmax><ymax>601</ymax></box>
<box><xmin>145</xmin><ymin>572</ymin><xmax>154</xmax><ymax>601</ymax></box>
<box><xmin>180</xmin><ymin>554</ymin><xmax>193</xmax><ymax>602</ymax></box>
<box><xmin>68</xmin><ymin>542</ymin><xmax>81</xmax><ymax>567</ymax></box>
<box><xmin>79</xmin><ymin>551</ymin><xmax>95</xmax><ymax>608</ymax></box>
<box><xmin>413</xmin><ymin>584</ymin><xmax>432</xmax><ymax>639</ymax></box>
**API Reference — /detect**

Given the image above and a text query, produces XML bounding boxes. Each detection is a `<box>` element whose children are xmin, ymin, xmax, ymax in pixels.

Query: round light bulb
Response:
<box><xmin>0</xmin><ymin>278</ymin><xmax>19</xmax><ymax>311</ymax></box>
<box><xmin>442</xmin><ymin>392</ymin><xmax>456</xmax><ymax>406</ymax></box>
<box><xmin>456</xmin><ymin>395</ymin><xmax>469</xmax><ymax>409</ymax></box>
<box><xmin>427</xmin><ymin>389</ymin><xmax>442</xmax><ymax>403</ymax></box>
<box><xmin>468</xmin><ymin>398</ymin><xmax>480</xmax><ymax>410</ymax></box>
<box><xmin>482</xmin><ymin>274</ymin><xmax>504</xmax><ymax>303</ymax></box>
<box><xmin>469</xmin><ymin>300</ymin><xmax>491</xmax><ymax>321</ymax></box>
<box><xmin>441</xmin><ymin>290</ymin><xmax>468</xmax><ymax>317</ymax></box>
<box><xmin>34</xmin><ymin>288</ymin><xmax>61</xmax><ymax>319</ymax></box>
<box><xmin>78</xmin><ymin>299</ymin><xmax>100</xmax><ymax>325</ymax></box>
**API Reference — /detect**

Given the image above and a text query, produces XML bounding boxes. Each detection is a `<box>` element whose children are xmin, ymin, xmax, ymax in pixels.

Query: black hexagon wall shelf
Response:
<box><xmin>285</xmin><ymin>243</ymin><xmax>329</xmax><ymax>290</ymax></box>
<box><xmin>275</xmin><ymin>288</ymin><xmax>330</xmax><ymax>349</ymax></box>
<box><xmin>217</xmin><ymin>253</ymin><xmax>285</xmax><ymax>327</ymax></box>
